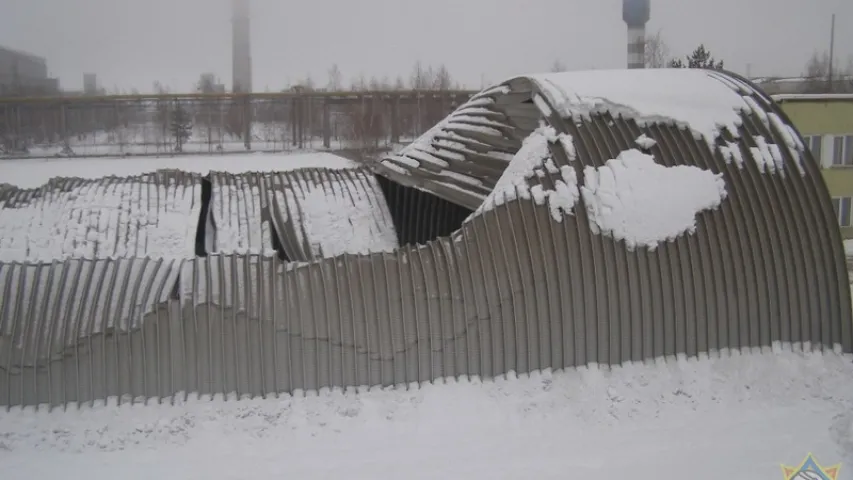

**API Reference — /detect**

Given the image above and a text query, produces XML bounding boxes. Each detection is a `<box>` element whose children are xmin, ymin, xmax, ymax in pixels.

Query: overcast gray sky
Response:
<box><xmin>1</xmin><ymin>0</ymin><xmax>851</xmax><ymax>92</ymax></box>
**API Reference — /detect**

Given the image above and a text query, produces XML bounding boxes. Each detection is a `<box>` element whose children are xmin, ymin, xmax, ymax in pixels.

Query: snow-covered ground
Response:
<box><xmin>0</xmin><ymin>349</ymin><xmax>850</xmax><ymax>479</ymax></box>
<box><xmin>0</xmin><ymin>152</ymin><xmax>359</xmax><ymax>189</ymax></box>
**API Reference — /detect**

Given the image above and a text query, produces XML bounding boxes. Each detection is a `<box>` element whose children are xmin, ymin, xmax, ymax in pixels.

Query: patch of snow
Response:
<box><xmin>741</xmin><ymin>95</ymin><xmax>769</xmax><ymax>125</ymax></box>
<box><xmin>543</xmin><ymin>158</ymin><xmax>559</xmax><ymax>174</ymax></box>
<box><xmin>635</xmin><ymin>134</ymin><xmax>657</xmax><ymax>149</ymax></box>
<box><xmin>581</xmin><ymin>149</ymin><xmax>727</xmax><ymax>250</ymax></box>
<box><xmin>404</xmin><ymin>149</ymin><xmax>450</xmax><ymax>168</ymax></box>
<box><xmin>719</xmin><ymin>142</ymin><xmax>745</xmax><ymax>168</ymax></box>
<box><xmin>380</xmin><ymin>160</ymin><xmax>409</xmax><ymax>175</ymax></box>
<box><xmin>387</xmin><ymin>155</ymin><xmax>420</xmax><ymax>169</ymax></box>
<box><xmin>750</xmin><ymin>136</ymin><xmax>783</xmax><ymax>174</ymax></box>
<box><xmin>209</xmin><ymin>178</ymin><xmax>270</xmax><ymax>256</ymax></box>
<box><xmin>286</xmin><ymin>177</ymin><xmax>398</xmax><ymax>257</ymax></box>
<box><xmin>766</xmin><ymin>112</ymin><xmax>807</xmax><ymax>176</ymax></box>
<box><xmin>477</xmin><ymin>84</ymin><xmax>511</xmax><ymax>97</ymax></box>
<box><xmin>0</xmin><ymin>350</ymin><xmax>850</xmax><ymax>479</ymax></box>
<box><xmin>443</xmin><ymin>122</ymin><xmax>503</xmax><ymax>137</ymax></box>
<box><xmin>533</xmin><ymin>69</ymin><xmax>749</xmax><ymax>148</ymax></box>
<box><xmin>0</xmin><ymin>152</ymin><xmax>358</xmax><ymax>189</ymax></box>
<box><xmin>471</xmin><ymin>127</ymin><xmax>580</xmax><ymax>223</ymax></box>
<box><xmin>438</xmin><ymin>170</ymin><xmax>483</xmax><ymax>186</ymax></box>
<box><xmin>532</xmin><ymin>93</ymin><xmax>552</xmax><ymax>117</ymax></box>
<box><xmin>0</xmin><ymin>177</ymin><xmax>200</xmax><ymax>261</ymax></box>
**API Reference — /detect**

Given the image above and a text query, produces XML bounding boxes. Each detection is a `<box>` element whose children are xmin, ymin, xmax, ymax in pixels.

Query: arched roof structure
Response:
<box><xmin>0</xmin><ymin>68</ymin><xmax>850</xmax><ymax>408</ymax></box>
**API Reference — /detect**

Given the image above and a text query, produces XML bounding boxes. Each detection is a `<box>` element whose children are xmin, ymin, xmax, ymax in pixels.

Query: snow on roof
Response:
<box><xmin>377</xmin><ymin>69</ymin><xmax>808</xmax><ymax>220</ymax></box>
<box><xmin>471</xmin><ymin>126</ymin><xmax>728</xmax><ymax>249</ymax></box>
<box><xmin>471</xmin><ymin>126</ymin><xmax>578</xmax><ymax>223</ymax></box>
<box><xmin>531</xmin><ymin>69</ymin><xmax>751</xmax><ymax>146</ymax></box>
<box><xmin>0</xmin><ymin>152</ymin><xmax>359</xmax><ymax>189</ymax></box>
<box><xmin>377</xmin><ymin>85</ymin><xmax>527</xmax><ymax>210</ymax></box>
<box><xmin>580</xmin><ymin>149</ymin><xmax>727</xmax><ymax>250</ymax></box>
<box><xmin>0</xmin><ymin>172</ymin><xmax>202</xmax><ymax>262</ymax></box>
<box><xmin>208</xmin><ymin>168</ymin><xmax>398</xmax><ymax>262</ymax></box>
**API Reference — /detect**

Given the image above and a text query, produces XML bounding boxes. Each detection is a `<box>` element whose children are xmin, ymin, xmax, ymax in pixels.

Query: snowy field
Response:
<box><xmin>0</xmin><ymin>151</ymin><xmax>358</xmax><ymax>189</ymax></box>
<box><xmin>1</xmin><ymin>139</ymin><xmax>852</xmax><ymax>479</ymax></box>
<box><xmin>0</xmin><ymin>349</ymin><xmax>851</xmax><ymax>479</ymax></box>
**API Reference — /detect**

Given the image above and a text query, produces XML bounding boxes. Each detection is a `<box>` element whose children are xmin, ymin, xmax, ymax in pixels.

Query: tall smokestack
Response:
<box><xmin>232</xmin><ymin>0</ymin><xmax>252</xmax><ymax>93</ymax></box>
<box><xmin>623</xmin><ymin>0</ymin><xmax>651</xmax><ymax>69</ymax></box>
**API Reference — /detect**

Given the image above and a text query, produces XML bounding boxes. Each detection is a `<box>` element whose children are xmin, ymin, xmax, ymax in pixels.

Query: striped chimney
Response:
<box><xmin>623</xmin><ymin>0</ymin><xmax>651</xmax><ymax>69</ymax></box>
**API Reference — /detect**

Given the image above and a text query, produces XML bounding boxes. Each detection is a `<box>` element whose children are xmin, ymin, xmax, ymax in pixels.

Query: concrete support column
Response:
<box><xmin>390</xmin><ymin>96</ymin><xmax>400</xmax><ymax>144</ymax></box>
<box><xmin>322</xmin><ymin>101</ymin><xmax>331</xmax><ymax>149</ymax></box>
<box><xmin>242</xmin><ymin>96</ymin><xmax>252</xmax><ymax>150</ymax></box>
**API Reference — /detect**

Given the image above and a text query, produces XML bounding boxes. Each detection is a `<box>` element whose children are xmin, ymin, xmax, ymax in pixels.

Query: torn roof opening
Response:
<box><xmin>372</xmin><ymin>69</ymin><xmax>807</xmax><ymax>214</ymax></box>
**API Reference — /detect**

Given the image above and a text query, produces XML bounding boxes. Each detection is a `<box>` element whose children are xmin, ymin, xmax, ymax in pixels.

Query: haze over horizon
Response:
<box><xmin>1</xmin><ymin>0</ymin><xmax>851</xmax><ymax>92</ymax></box>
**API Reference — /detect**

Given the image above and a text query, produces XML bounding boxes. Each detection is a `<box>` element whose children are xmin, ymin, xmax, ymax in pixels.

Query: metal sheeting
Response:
<box><xmin>377</xmin><ymin>82</ymin><xmax>537</xmax><ymax>210</ymax></box>
<box><xmin>208</xmin><ymin>168</ymin><xmax>398</xmax><ymax>261</ymax></box>
<box><xmin>0</xmin><ymin>257</ymin><xmax>180</xmax><ymax>407</ymax></box>
<box><xmin>0</xmin><ymin>171</ymin><xmax>202</xmax><ymax>261</ymax></box>
<box><xmin>0</xmin><ymin>70</ymin><xmax>851</xmax><ymax>409</ymax></box>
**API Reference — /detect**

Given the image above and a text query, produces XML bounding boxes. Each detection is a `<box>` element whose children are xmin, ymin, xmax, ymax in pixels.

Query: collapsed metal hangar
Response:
<box><xmin>0</xmin><ymin>69</ymin><xmax>850</xmax><ymax>408</ymax></box>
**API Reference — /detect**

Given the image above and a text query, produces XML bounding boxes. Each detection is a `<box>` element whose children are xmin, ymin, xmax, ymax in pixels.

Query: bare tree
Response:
<box><xmin>153</xmin><ymin>81</ymin><xmax>172</xmax><ymax>151</ymax></box>
<box><xmin>550</xmin><ymin>59</ymin><xmax>567</xmax><ymax>73</ymax></box>
<box><xmin>393</xmin><ymin>75</ymin><xmax>406</xmax><ymax>90</ymax></box>
<box><xmin>644</xmin><ymin>30</ymin><xmax>671</xmax><ymax>68</ymax></box>
<box><xmin>410</xmin><ymin>61</ymin><xmax>436</xmax><ymax>90</ymax></box>
<box><xmin>801</xmin><ymin>51</ymin><xmax>853</xmax><ymax>93</ymax></box>
<box><xmin>327</xmin><ymin>64</ymin><xmax>343</xmax><ymax>91</ymax></box>
<box><xmin>433</xmin><ymin>64</ymin><xmax>453</xmax><ymax>90</ymax></box>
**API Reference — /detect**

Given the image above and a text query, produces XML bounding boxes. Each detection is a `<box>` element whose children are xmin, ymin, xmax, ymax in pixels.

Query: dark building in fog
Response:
<box><xmin>0</xmin><ymin>46</ymin><xmax>59</xmax><ymax>96</ymax></box>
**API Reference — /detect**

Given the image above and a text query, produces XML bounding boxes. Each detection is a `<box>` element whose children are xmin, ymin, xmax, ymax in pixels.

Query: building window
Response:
<box><xmin>805</xmin><ymin>135</ymin><xmax>822</xmax><ymax>164</ymax></box>
<box><xmin>847</xmin><ymin>136</ymin><xmax>853</xmax><ymax>166</ymax></box>
<box><xmin>832</xmin><ymin>197</ymin><xmax>852</xmax><ymax>227</ymax></box>
<box><xmin>832</xmin><ymin>135</ymin><xmax>853</xmax><ymax>166</ymax></box>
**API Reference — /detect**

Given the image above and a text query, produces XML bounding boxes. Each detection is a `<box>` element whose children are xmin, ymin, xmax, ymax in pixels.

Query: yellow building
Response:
<box><xmin>773</xmin><ymin>94</ymin><xmax>853</xmax><ymax>238</ymax></box>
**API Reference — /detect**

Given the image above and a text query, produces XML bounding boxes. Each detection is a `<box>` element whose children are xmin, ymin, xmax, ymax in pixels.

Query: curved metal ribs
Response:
<box><xmin>0</xmin><ymin>69</ymin><xmax>850</xmax><ymax>409</ymax></box>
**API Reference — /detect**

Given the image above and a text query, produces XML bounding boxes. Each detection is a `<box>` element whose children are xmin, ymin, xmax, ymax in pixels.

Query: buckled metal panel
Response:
<box><xmin>1</xmin><ymin>69</ymin><xmax>850</xmax><ymax>409</ymax></box>
<box><xmin>207</xmin><ymin>168</ymin><xmax>398</xmax><ymax>260</ymax></box>
<box><xmin>0</xmin><ymin>171</ymin><xmax>202</xmax><ymax>261</ymax></box>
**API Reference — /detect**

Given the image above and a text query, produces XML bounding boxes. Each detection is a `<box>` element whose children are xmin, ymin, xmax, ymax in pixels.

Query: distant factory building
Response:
<box><xmin>83</xmin><ymin>73</ymin><xmax>98</xmax><ymax>95</ymax></box>
<box><xmin>0</xmin><ymin>46</ymin><xmax>59</xmax><ymax>95</ymax></box>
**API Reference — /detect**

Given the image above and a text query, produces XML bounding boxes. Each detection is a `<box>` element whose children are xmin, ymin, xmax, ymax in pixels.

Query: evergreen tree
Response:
<box><xmin>669</xmin><ymin>44</ymin><xmax>724</xmax><ymax>70</ymax></box>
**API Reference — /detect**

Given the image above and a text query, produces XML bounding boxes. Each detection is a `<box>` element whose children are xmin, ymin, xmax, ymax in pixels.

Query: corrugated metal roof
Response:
<box><xmin>0</xmin><ymin>171</ymin><xmax>202</xmax><ymax>261</ymax></box>
<box><xmin>208</xmin><ymin>167</ymin><xmax>398</xmax><ymax>261</ymax></box>
<box><xmin>0</xmin><ymin>257</ymin><xmax>180</xmax><ymax>366</ymax></box>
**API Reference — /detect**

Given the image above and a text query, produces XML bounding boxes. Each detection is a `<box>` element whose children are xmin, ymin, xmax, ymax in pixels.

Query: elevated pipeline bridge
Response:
<box><xmin>0</xmin><ymin>90</ymin><xmax>478</xmax><ymax>158</ymax></box>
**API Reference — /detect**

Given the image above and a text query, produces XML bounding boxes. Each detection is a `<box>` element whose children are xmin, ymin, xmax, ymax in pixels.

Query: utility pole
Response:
<box><xmin>828</xmin><ymin>13</ymin><xmax>835</xmax><ymax>93</ymax></box>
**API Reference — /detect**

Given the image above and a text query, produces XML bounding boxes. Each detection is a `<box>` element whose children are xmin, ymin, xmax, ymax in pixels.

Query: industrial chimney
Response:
<box><xmin>232</xmin><ymin>0</ymin><xmax>252</xmax><ymax>93</ymax></box>
<box><xmin>623</xmin><ymin>0</ymin><xmax>651</xmax><ymax>69</ymax></box>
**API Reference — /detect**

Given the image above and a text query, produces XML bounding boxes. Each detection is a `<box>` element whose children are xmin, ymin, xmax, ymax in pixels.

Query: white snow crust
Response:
<box><xmin>1</xmin><ymin>349</ymin><xmax>850</xmax><ymax>479</ymax></box>
<box><xmin>208</xmin><ymin>172</ymin><xmax>398</xmax><ymax>259</ymax></box>
<box><xmin>635</xmin><ymin>133</ymin><xmax>657</xmax><ymax>149</ymax></box>
<box><xmin>0</xmin><ymin>152</ymin><xmax>358</xmax><ymax>189</ymax></box>
<box><xmin>533</xmin><ymin>69</ymin><xmax>748</xmax><ymax>147</ymax></box>
<box><xmin>209</xmin><ymin>178</ymin><xmax>272</xmax><ymax>256</ymax></box>
<box><xmin>0</xmin><ymin>178</ymin><xmax>200</xmax><ymax>261</ymax></box>
<box><xmin>291</xmin><ymin>179</ymin><xmax>398</xmax><ymax>257</ymax></box>
<box><xmin>581</xmin><ymin>149</ymin><xmax>728</xmax><ymax>250</ymax></box>
<box><xmin>473</xmin><ymin>126</ymin><xmax>579</xmax><ymax>222</ymax></box>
